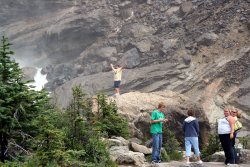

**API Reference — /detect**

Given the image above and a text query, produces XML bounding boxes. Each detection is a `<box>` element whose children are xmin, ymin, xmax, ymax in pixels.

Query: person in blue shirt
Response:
<box><xmin>183</xmin><ymin>108</ymin><xmax>202</xmax><ymax>165</ymax></box>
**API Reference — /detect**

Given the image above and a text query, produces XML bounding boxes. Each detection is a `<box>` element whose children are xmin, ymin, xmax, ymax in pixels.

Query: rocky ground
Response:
<box><xmin>107</xmin><ymin>135</ymin><xmax>250</xmax><ymax>167</ymax></box>
<box><xmin>1</xmin><ymin>0</ymin><xmax>250</xmax><ymax>149</ymax></box>
<box><xmin>146</xmin><ymin>161</ymin><xmax>250</xmax><ymax>167</ymax></box>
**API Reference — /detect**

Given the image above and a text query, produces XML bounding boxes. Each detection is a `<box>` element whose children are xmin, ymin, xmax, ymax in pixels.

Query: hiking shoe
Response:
<box><xmin>157</xmin><ymin>160</ymin><xmax>161</xmax><ymax>163</ymax></box>
<box><xmin>186</xmin><ymin>161</ymin><xmax>191</xmax><ymax>165</ymax></box>
<box><xmin>151</xmin><ymin>161</ymin><xmax>157</xmax><ymax>164</ymax></box>
<box><xmin>197</xmin><ymin>160</ymin><xmax>203</xmax><ymax>164</ymax></box>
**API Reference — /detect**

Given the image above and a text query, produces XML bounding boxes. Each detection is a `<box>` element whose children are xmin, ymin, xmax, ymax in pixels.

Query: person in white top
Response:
<box><xmin>110</xmin><ymin>64</ymin><xmax>123</xmax><ymax>95</ymax></box>
<box><xmin>218</xmin><ymin>107</ymin><xmax>235</xmax><ymax>165</ymax></box>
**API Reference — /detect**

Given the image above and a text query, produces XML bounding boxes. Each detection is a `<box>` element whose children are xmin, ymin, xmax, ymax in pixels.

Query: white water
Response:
<box><xmin>28</xmin><ymin>68</ymin><xmax>48</xmax><ymax>91</ymax></box>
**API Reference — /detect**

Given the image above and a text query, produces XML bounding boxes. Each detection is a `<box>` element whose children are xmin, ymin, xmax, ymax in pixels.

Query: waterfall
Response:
<box><xmin>28</xmin><ymin>68</ymin><xmax>48</xmax><ymax>91</ymax></box>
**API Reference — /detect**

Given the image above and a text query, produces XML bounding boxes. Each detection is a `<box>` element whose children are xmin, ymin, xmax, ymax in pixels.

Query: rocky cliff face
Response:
<box><xmin>1</xmin><ymin>0</ymin><xmax>250</xmax><ymax>132</ymax></box>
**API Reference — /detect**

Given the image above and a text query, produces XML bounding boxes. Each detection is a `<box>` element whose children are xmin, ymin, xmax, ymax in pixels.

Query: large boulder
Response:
<box><xmin>130</xmin><ymin>142</ymin><xmax>152</xmax><ymax>155</ymax></box>
<box><xmin>240</xmin><ymin>149</ymin><xmax>250</xmax><ymax>164</ymax></box>
<box><xmin>109</xmin><ymin>146</ymin><xmax>146</xmax><ymax>166</ymax></box>
<box><xmin>107</xmin><ymin>136</ymin><xmax>129</xmax><ymax>148</ymax></box>
<box><xmin>209</xmin><ymin>151</ymin><xmax>225</xmax><ymax>162</ymax></box>
<box><xmin>110</xmin><ymin>91</ymin><xmax>210</xmax><ymax>145</ymax></box>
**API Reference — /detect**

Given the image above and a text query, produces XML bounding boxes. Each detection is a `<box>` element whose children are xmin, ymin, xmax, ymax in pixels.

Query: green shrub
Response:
<box><xmin>169</xmin><ymin>150</ymin><xmax>183</xmax><ymax>161</ymax></box>
<box><xmin>95</xmin><ymin>94</ymin><xmax>130</xmax><ymax>139</ymax></box>
<box><xmin>145</xmin><ymin>148</ymin><xmax>170</xmax><ymax>162</ymax></box>
<box><xmin>238</xmin><ymin>136</ymin><xmax>249</xmax><ymax>149</ymax></box>
<box><xmin>163</xmin><ymin>127</ymin><xmax>183</xmax><ymax>161</ymax></box>
<box><xmin>201</xmin><ymin>133</ymin><xmax>222</xmax><ymax>159</ymax></box>
<box><xmin>61</xmin><ymin>86</ymin><xmax>117</xmax><ymax>167</ymax></box>
<box><xmin>160</xmin><ymin>149</ymin><xmax>171</xmax><ymax>162</ymax></box>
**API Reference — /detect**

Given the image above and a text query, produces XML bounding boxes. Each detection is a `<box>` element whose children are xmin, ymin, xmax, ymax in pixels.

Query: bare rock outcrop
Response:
<box><xmin>108</xmin><ymin>91</ymin><xmax>210</xmax><ymax>145</ymax></box>
<box><xmin>109</xmin><ymin>146</ymin><xmax>147</xmax><ymax>166</ymax></box>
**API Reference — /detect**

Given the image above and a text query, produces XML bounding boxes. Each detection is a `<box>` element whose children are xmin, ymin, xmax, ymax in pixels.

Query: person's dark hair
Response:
<box><xmin>158</xmin><ymin>102</ymin><xmax>166</xmax><ymax>109</ymax></box>
<box><xmin>187</xmin><ymin>108</ymin><xmax>195</xmax><ymax>116</ymax></box>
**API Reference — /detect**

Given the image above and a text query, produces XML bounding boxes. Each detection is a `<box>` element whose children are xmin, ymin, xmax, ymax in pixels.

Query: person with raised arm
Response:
<box><xmin>110</xmin><ymin>64</ymin><xmax>123</xmax><ymax>96</ymax></box>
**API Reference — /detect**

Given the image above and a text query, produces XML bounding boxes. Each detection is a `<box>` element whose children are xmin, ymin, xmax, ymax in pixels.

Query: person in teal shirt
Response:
<box><xmin>150</xmin><ymin>102</ymin><xmax>168</xmax><ymax>164</ymax></box>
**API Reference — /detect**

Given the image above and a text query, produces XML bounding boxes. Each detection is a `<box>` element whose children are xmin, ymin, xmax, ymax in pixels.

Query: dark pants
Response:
<box><xmin>114</xmin><ymin>81</ymin><xmax>121</xmax><ymax>88</ymax></box>
<box><xmin>219</xmin><ymin>134</ymin><xmax>235</xmax><ymax>164</ymax></box>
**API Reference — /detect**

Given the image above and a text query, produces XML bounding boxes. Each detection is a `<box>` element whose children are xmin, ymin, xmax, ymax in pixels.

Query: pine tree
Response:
<box><xmin>64</xmin><ymin>85</ymin><xmax>92</xmax><ymax>149</ymax></box>
<box><xmin>62</xmin><ymin>86</ymin><xmax>117</xmax><ymax>166</ymax></box>
<box><xmin>95</xmin><ymin>93</ymin><xmax>129</xmax><ymax>138</ymax></box>
<box><xmin>0</xmin><ymin>36</ymin><xmax>51</xmax><ymax>162</ymax></box>
<box><xmin>32</xmin><ymin>107</ymin><xmax>66</xmax><ymax>166</ymax></box>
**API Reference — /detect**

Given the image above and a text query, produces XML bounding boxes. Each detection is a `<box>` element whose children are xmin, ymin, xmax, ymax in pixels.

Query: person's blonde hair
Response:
<box><xmin>236</xmin><ymin>109</ymin><xmax>242</xmax><ymax>118</ymax></box>
<box><xmin>229</xmin><ymin>106</ymin><xmax>236</xmax><ymax>113</ymax></box>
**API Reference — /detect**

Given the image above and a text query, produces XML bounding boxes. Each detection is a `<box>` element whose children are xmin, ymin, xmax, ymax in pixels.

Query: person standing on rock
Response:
<box><xmin>218</xmin><ymin>107</ymin><xmax>235</xmax><ymax>165</ymax></box>
<box><xmin>150</xmin><ymin>102</ymin><xmax>168</xmax><ymax>164</ymax></box>
<box><xmin>110</xmin><ymin>64</ymin><xmax>123</xmax><ymax>96</ymax></box>
<box><xmin>183</xmin><ymin>108</ymin><xmax>203</xmax><ymax>165</ymax></box>
<box><xmin>230</xmin><ymin>107</ymin><xmax>242</xmax><ymax>164</ymax></box>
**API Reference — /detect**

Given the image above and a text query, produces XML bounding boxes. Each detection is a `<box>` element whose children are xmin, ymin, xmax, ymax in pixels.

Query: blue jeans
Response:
<box><xmin>232</xmin><ymin>132</ymin><xmax>237</xmax><ymax>163</ymax></box>
<box><xmin>185</xmin><ymin>137</ymin><xmax>200</xmax><ymax>157</ymax></box>
<box><xmin>152</xmin><ymin>133</ymin><xmax>162</xmax><ymax>162</ymax></box>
